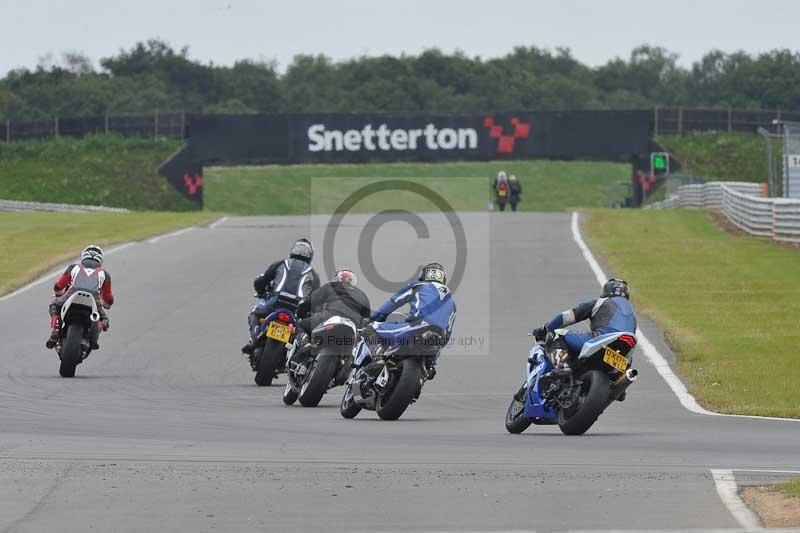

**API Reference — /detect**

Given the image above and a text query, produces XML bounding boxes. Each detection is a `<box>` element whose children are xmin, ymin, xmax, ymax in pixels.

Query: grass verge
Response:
<box><xmin>204</xmin><ymin>160</ymin><xmax>630</xmax><ymax>215</ymax></box>
<box><xmin>0</xmin><ymin>211</ymin><xmax>217</xmax><ymax>296</ymax></box>
<box><xmin>778</xmin><ymin>479</ymin><xmax>800</xmax><ymax>499</ymax></box>
<box><xmin>583</xmin><ymin>209</ymin><xmax>800</xmax><ymax>418</ymax></box>
<box><xmin>0</xmin><ymin>134</ymin><xmax>195</xmax><ymax>211</ymax></box>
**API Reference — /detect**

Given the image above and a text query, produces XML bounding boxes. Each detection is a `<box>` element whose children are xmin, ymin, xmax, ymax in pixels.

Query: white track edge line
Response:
<box><xmin>209</xmin><ymin>216</ymin><xmax>229</xmax><ymax>229</ymax></box>
<box><xmin>570</xmin><ymin>212</ymin><xmax>798</xmax><ymax>423</ymax></box>
<box><xmin>146</xmin><ymin>226</ymin><xmax>195</xmax><ymax>244</ymax></box>
<box><xmin>710</xmin><ymin>469</ymin><xmax>763</xmax><ymax>530</ymax></box>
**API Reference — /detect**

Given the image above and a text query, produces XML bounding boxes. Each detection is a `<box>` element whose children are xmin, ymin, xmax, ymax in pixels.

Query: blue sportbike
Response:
<box><xmin>505</xmin><ymin>329</ymin><xmax>639</xmax><ymax>435</ymax></box>
<box><xmin>251</xmin><ymin>292</ymin><xmax>301</xmax><ymax>386</ymax></box>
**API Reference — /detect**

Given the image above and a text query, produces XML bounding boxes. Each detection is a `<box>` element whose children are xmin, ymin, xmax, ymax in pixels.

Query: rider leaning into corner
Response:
<box><xmin>46</xmin><ymin>245</ymin><xmax>113</xmax><ymax>349</ymax></box>
<box><xmin>365</xmin><ymin>262</ymin><xmax>457</xmax><ymax>380</ymax></box>
<box><xmin>241</xmin><ymin>238</ymin><xmax>321</xmax><ymax>355</ymax></box>
<box><xmin>531</xmin><ymin>278</ymin><xmax>637</xmax><ymax>371</ymax></box>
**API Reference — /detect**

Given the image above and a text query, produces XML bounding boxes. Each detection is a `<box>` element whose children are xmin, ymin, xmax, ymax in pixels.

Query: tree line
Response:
<box><xmin>2</xmin><ymin>39</ymin><xmax>800</xmax><ymax>120</ymax></box>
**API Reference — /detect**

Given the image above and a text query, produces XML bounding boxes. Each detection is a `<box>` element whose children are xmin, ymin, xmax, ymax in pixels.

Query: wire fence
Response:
<box><xmin>0</xmin><ymin>112</ymin><xmax>186</xmax><ymax>142</ymax></box>
<box><xmin>653</xmin><ymin>107</ymin><xmax>800</xmax><ymax>136</ymax></box>
<box><xmin>2</xmin><ymin>107</ymin><xmax>800</xmax><ymax>143</ymax></box>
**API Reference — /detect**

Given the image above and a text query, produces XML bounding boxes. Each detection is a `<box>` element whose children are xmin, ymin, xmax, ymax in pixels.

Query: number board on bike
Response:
<box><xmin>266</xmin><ymin>322</ymin><xmax>291</xmax><ymax>343</ymax></box>
<box><xmin>602</xmin><ymin>346</ymin><xmax>629</xmax><ymax>373</ymax></box>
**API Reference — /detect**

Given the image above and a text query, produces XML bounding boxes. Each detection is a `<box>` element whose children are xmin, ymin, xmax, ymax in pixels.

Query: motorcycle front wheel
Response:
<box><xmin>505</xmin><ymin>384</ymin><xmax>532</xmax><ymax>434</ymax></box>
<box><xmin>339</xmin><ymin>383</ymin><xmax>362</xmax><ymax>419</ymax></box>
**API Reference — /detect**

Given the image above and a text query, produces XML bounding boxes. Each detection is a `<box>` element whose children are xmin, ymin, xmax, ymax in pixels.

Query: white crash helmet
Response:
<box><xmin>80</xmin><ymin>244</ymin><xmax>104</xmax><ymax>266</ymax></box>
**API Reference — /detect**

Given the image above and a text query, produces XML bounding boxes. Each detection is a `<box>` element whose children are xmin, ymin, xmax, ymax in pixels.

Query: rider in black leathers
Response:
<box><xmin>296</xmin><ymin>269</ymin><xmax>371</xmax><ymax>335</ymax></box>
<box><xmin>242</xmin><ymin>238</ymin><xmax>320</xmax><ymax>355</ymax></box>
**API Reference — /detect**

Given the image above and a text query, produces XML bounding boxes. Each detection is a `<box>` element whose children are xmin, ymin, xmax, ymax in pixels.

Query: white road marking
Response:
<box><xmin>209</xmin><ymin>216</ymin><xmax>229</xmax><ymax>229</ymax></box>
<box><xmin>710</xmin><ymin>469</ymin><xmax>763</xmax><ymax>530</ymax></box>
<box><xmin>146</xmin><ymin>226</ymin><xmax>195</xmax><ymax>244</ymax></box>
<box><xmin>570</xmin><ymin>212</ymin><xmax>798</xmax><ymax>423</ymax></box>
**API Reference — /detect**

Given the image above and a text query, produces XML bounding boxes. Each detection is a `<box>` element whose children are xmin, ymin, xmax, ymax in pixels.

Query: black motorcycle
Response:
<box><xmin>283</xmin><ymin>315</ymin><xmax>358</xmax><ymax>407</ymax></box>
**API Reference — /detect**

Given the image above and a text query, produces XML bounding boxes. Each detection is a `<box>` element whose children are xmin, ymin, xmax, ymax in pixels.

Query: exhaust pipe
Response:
<box><xmin>609</xmin><ymin>368</ymin><xmax>638</xmax><ymax>402</ymax></box>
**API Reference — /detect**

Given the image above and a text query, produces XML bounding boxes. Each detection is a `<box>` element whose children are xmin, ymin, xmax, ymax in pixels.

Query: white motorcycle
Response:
<box><xmin>54</xmin><ymin>290</ymin><xmax>102</xmax><ymax>377</ymax></box>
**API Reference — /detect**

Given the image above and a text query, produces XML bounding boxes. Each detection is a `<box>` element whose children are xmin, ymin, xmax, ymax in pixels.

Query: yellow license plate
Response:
<box><xmin>498</xmin><ymin>189</ymin><xmax>508</xmax><ymax>197</ymax></box>
<box><xmin>602</xmin><ymin>347</ymin><xmax>629</xmax><ymax>372</ymax></box>
<box><xmin>266</xmin><ymin>321</ymin><xmax>291</xmax><ymax>343</ymax></box>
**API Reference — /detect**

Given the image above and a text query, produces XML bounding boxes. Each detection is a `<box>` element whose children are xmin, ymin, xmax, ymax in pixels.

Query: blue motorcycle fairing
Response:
<box><xmin>523</xmin><ymin>344</ymin><xmax>557</xmax><ymax>421</ymax></box>
<box><xmin>352</xmin><ymin>321</ymin><xmax>435</xmax><ymax>369</ymax></box>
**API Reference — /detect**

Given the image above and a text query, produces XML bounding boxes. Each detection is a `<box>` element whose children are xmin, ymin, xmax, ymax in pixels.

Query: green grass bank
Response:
<box><xmin>205</xmin><ymin>160</ymin><xmax>630</xmax><ymax>215</ymax></box>
<box><xmin>0</xmin><ymin>211</ymin><xmax>217</xmax><ymax>296</ymax></box>
<box><xmin>658</xmin><ymin>131</ymin><xmax>775</xmax><ymax>183</ymax></box>
<box><xmin>0</xmin><ymin>135</ymin><xmax>195</xmax><ymax>211</ymax></box>
<box><xmin>583</xmin><ymin>209</ymin><xmax>800</xmax><ymax>418</ymax></box>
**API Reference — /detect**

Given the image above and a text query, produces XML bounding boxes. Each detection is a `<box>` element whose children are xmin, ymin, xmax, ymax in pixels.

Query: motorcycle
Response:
<box><xmin>505</xmin><ymin>329</ymin><xmax>639</xmax><ymax>436</ymax></box>
<box><xmin>251</xmin><ymin>292</ymin><xmax>300</xmax><ymax>386</ymax></box>
<box><xmin>339</xmin><ymin>320</ymin><xmax>442</xmax><ymax>421</ymax></box>
<box><xmin>283</xmin><ymin>315</ymin><xmax>358</xmax><ymax>407</ymax></box>
<box><xmin>54</xmin><ymin>289</ymin><xmax>103</xmax><ymax>377</ymax></box>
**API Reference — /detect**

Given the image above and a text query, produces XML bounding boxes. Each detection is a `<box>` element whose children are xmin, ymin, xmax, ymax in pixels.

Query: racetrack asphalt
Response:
<box><xmin>0</xmin><ymin>212</ymin><xmax>798</xmax><ymax>532</ymax></box>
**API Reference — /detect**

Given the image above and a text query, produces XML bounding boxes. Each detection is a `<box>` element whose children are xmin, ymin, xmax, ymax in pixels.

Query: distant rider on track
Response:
<box><xmin>46</xmin><ymin>245</ymin><xmax>113</xmax><ymax>350</ymax></box>
<box><xmin>241</xmin><ymin>238</ymin><xmax>320</xmax><ymax>356</ymax></box>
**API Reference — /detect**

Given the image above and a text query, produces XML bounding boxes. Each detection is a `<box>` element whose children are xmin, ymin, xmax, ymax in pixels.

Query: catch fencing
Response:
<box><xmin>652</xmin><ymin>107</ymin><xmax>800</xmax><ymax>136</ymax></box>
<box><xmin>0</xmin><ymin>113</ymin><xmax>186</xmax><ymax>142</ymax></box>
<box><xmin>648</xmin><ymin>181</ymin><xmax>800</xmax><ymax>243</ymax></box>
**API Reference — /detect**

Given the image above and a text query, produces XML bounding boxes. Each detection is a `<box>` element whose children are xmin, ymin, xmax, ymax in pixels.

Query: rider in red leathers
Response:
<box><xmin>46</xmin><ymin>245</ymin><xmax>113</xmax><ymax>350</ymax></box>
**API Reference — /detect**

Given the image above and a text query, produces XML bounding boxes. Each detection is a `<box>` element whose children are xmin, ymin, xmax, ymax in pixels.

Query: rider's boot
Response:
<box><xmin>241</xmin><ymin>340</ymin><xmax>256</xmax><ymax>355</ymax></box>
<box><xmin>45</xmin><ymin>315</ymin><xmax>60</xmax><ymax>349</ymax></box>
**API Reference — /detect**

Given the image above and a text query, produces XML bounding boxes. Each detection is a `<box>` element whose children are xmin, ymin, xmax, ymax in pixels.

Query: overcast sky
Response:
<box><xmin>2</xmin><ymin>0</ymin><xmax>800</xmax><ymax>75</ymax></box>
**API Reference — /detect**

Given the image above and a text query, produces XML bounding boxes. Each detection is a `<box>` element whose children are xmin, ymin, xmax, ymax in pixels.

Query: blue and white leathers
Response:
<box><xmin>371</xmin><ymin>281</ymin><xmax>456</xmax><ymax>340</ymax></box>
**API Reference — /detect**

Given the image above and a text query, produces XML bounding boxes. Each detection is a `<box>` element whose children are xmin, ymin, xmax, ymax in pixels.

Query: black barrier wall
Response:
<box><xmin>159</xmin><ymin>111</ymin><xmax>654</xmax><ymax>205</ymax></box>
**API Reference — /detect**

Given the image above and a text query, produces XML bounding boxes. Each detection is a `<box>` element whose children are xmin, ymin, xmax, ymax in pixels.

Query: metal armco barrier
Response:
<box><xmin>771</xmin><ymin>198</ymin><xmax>800</xmax><ymax>243</ymax></box>
<box><xmin>0</xmin><ymin>199</ymin><xmax>129</xmax><ymax>213</ymax></box>
<box><xmin>675</xmin><ymin>182</ymin><xmax>765</xmax><ymax>209</ymax></box>
<box><xmin>655</xmin><ymin>181</ymin><xmax>800</xmax><ymax>243</ymax></box>
<box><xmin>721</xmin><ymin>186</ymin><xmax>774</xmax><ymax>237</ymax></box>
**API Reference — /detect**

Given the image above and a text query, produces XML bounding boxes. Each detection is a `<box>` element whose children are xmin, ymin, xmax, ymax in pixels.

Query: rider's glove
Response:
<box><xmin>296</xmin><ymin>300</ymin><xmax>311</xmax><ymax>318</ymax></box>
<box><xmin>532</xmin><ymin>324</ymin><xmax>548</xmax><ymax>341</ymax></box>
<box><xmin>54</xmin><ymin>288</ymin><xmax>66</xmax><ymax>297</ymax></box>
<box><xmin>369</xmin><ymin>312</ymin><xmax>387</xmax><ymax>322</ymax></box>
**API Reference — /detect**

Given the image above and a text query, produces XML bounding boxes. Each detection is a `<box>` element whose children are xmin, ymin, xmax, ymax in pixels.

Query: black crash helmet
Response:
<box><xmin>602</xmin><ymin>278</ymin><xmax>630</xmax><ymax>299</ymax></box>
